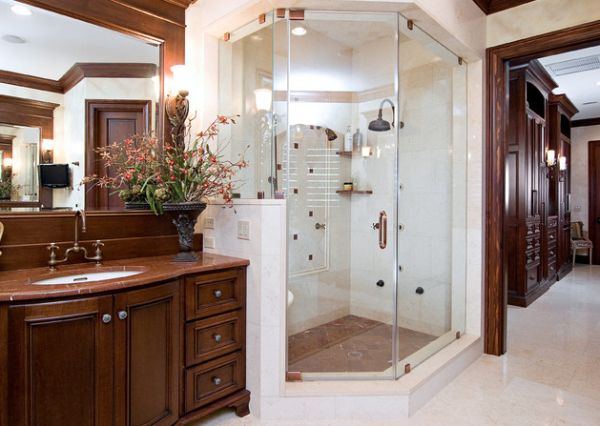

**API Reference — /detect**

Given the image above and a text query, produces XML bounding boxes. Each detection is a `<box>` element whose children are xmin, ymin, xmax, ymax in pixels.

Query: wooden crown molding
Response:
<box><xmin>0</xmin><ymin>63</ymin><xmax>158</xmax><ymax>95</ymax></box>
<box><xmin>0</xmin><ymin>135</ymin><xmax>16</xmax><ymax>145</ymax></box>
<box><xmin>0</xmin><ymin>70</ymin><xmax>63</xmax><ymax>94</ymax></box>
<box><xmin>572</xmin><ymin>117</ymin><xmax>600</xmax><ymax>128</ymax></box>
<box><xmin>549</xmin><ymin>93</ymin><xmax>578</xmax><ymax>118</ymax></box>
<box><xmin>472</xmin><ymin>0</ymin><xmax>535</xmax><ymax>15</ymax></box>
<box><xmin>0</xmin><ymin>95</ymin><xmax>59</xmax><ymax>120</ymax></box>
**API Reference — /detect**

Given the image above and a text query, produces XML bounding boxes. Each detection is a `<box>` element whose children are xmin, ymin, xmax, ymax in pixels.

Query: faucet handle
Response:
<box><xmin>47</xmin><ymin>242</ymin><xmax>59</xmax><ymax>254</ymax></box>
<box><xmin>92</xmin><ymin>240</ymin><xmax>104</xmax><ymax>264</ymax></box>
<box><xmin>93</xmin><ymin>240</ymin><xmax>104</xmax><ymax>248</ymax></box>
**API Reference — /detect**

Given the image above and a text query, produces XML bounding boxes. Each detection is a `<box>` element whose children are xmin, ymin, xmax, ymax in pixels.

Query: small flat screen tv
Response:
<box><xmin>39</xmin><ymin>164</ymin><xmax>70</xmax><ymax>188</ymax></box>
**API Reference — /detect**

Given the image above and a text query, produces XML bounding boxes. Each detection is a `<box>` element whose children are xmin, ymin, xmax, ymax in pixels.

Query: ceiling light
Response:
<box><xmin>2</xmin><ymin>34</ymin><xmax>26</xmax><ymax>44</ymax></box>
<box><xmin>597</xmin><ymin>81</ymin><xmax>600</xmax><ymax>86</ymax></box>
<box><xmin>292</xmin><ymin>26</ymin><xmax>307</xmax><ymax>37</ymax></box>
<box><xmin>11</xmin><ymin>4</ymin><xmax>32</xmax><ymax>16</ymax></box>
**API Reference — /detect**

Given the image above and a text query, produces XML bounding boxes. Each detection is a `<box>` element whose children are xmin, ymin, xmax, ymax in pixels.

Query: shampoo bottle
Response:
<box><xmin>344</xmin><ymin>126</ymin><xmax>353</xmax><ymax>152</ymax></box>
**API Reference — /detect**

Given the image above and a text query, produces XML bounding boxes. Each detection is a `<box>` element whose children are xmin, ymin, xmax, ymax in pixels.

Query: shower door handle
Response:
<box><xmin>378</xmin><ymin>211</ymin><xmax>387</xmax><ymax>249</ymax></box>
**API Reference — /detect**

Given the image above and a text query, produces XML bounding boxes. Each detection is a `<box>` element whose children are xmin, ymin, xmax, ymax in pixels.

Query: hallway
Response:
<box><xmin>202</xmin><ymin>265</ymin><xmax>600</xmax><ymax>425</ymax></box>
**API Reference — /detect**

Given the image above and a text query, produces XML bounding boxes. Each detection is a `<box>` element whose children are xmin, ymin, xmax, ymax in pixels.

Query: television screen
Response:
<box><xmin>39</xmin><ymin>164</ymin><xmax>69</xmax><ymax>188</ymax></box>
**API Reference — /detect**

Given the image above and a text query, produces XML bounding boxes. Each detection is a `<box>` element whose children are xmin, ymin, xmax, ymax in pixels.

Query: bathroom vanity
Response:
<box><xmin>0</xmin><ymin>253</ymin><xmax>250</xmax><ymax>426</ymax></box>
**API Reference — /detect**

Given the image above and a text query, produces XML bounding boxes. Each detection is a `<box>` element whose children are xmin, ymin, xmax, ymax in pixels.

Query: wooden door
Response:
<box><xmin>7</xmin><ymin>296</ymin><xmax>114</xmax><ymax>426</ymax></box>
<box><xmin>589</xmin><ymin>141</ymin><xmax>600</xmax><ymax>264</ymax></box>
<box><xmin>114</xmin><ymin>281</ymin><xmax>180</xmax><ymax>426</ymax></box>
<box><xmin>85</xmin><ymin>100</ymin><xmax>151</xmax><ymax>210</ymax></box>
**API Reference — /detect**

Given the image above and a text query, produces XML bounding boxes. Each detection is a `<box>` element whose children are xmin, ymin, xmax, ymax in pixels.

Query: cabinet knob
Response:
<box><xmin>102</xmin><ymin>313</ymin><xmax>112</xmax><ymax>324</ymax></box>
<box><xmin>213</xmin><ymin>334</ymin><xmax>222</xmax><ymax>343</ymax></box>
<box><xmin>212</xmin><ymin>376</ymin><xmax>222</xmax><ymax>386</ymax></box>
<box><xmin>118</xmin><ymin>310</ymin><xmax>128</xmax><ymax>320</ymax></box>
<box><xmin>214</xmin><ymin>290</ymin><xmax>223</xmax><ymax>299</ymax></box>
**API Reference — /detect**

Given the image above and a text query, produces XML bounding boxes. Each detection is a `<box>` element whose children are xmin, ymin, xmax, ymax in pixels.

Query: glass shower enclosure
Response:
<box><xmin>219</xmin><ymin>9</ymin><xmax>467</xmax><ymax>380</ymax></box>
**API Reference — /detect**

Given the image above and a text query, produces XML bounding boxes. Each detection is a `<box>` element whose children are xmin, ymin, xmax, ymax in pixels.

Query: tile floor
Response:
<box><xmin>288</xmin><ymin>315</ymin><xmax>436</xmax><ymax>373</ymax></box>
<box><xmin>197</xmin><ymin>265</ymin><xmax>600</xmax><ymax>425</ymax></box>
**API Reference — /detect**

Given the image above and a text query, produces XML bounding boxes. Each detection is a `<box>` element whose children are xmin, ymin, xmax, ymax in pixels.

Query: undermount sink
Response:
<box><xmin>32</xmin><ymin>270</ymin><xmax>144</xmax><ymax>285</ymax></box>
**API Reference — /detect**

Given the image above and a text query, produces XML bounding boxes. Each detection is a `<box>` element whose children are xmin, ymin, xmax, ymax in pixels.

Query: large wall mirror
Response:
<box><xmin>0</xmin><ymin>0</ymin><xmax>162</xmax><ymax>211</ymax></box>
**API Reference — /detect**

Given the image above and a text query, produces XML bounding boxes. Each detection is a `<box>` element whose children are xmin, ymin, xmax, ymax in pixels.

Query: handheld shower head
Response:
<box><xmin>368</xmin><ymin>98</ymin><xmax>395</xmax><ymax>132</ymax></box>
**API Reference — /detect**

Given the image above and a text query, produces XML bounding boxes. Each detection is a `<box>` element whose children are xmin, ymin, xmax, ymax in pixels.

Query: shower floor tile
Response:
<box><xmin>288</xmin><ymin>315</ymin><xmax>437</xmax><ymax>373</ymax></box>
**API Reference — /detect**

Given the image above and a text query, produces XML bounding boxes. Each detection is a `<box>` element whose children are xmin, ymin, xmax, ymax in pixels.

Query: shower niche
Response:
<box><xmin>219</xmin><ymin>10</ymin><xmax>467</xmax><ymax>381</ymax></box>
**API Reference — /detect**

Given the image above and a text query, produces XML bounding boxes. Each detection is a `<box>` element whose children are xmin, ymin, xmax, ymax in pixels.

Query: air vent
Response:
<box><xmin>582</xmin><ymin>101</ymin><xmax>598</xmax><ymax>105</ymax></box>
<box><xmin>546</xmin><ymin>55</ymin><xmax>600</xmax><ymax>76</ymax></box>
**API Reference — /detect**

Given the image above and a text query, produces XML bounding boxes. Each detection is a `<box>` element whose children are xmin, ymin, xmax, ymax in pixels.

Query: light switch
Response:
<box><xmin>204</xmin><ymin>217</ymin><xmax>215</xmax><ymax>229</ymax></box>
<box><xmin>204</xmin><ymin>236</ymin><xmax>215</xmax><ymax>249</ymax></box>
<box><xmin>237</xmin><ymin>220</ymin><xmax>250</xmax><ymax>240</ymax></box>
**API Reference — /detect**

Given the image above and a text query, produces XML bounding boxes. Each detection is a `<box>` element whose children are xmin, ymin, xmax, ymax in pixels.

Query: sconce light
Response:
<box><xmin>559</xmin><ymin>155</ymin><xmax>567</xmax><ymax>171</ymax></box>
<box><xmin>546</xmin><ymin>149</ymin><xmax>556</xmax><ymax>167</ymax></box>
<box><xmin>254</xmin><ymin>88</ymin><xmax>272</xmax><ymax>111</ymax></box>
<box><xmin>165</xmin><ymin>64</ymin><xmax>191</xmax><ymax>149</ymax></box>
<box><xmin>3</xmin><ymin>157</ymin><xmax>13</xmax><ymax>168</ymax></box>
<box><xmin>41</xmin><ymin>138</ymin><xmax>54</xmax><ymax>163</ymax></box>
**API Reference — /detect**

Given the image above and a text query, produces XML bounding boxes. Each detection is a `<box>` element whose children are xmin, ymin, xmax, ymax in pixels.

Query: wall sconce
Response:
<box><xmin>254</xmin><ymin>88</ymin><xmax>272</xmax><ymax>111</ymax></box>
<box><xmin>41</xmin><ymin>138</ymin><xmax>54</xmax><ymax>163</ymax></box>
<box><xmin>545</xmin><ymin>149</ymin><xmax>556</xmax><ymax>167</ymax></box>
<box><xmin>558</xmin><ymin>155</ymin><xmax>567</xmax><ymax>181</ymax></box>
<box><xmin>165</xmin><ymin>64</ymin><xmax>191</xmax><ymax>149</ymax></box>
<box><xmin>3</xmin><ymin>157</ymin><xmax>12</xmax><ymax>168</ymax></box>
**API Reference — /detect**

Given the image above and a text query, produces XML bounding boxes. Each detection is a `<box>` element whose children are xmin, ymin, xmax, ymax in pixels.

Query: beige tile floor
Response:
<box><xmin>196</xmin><ymin>265</ymin><xmax>600</xmax><ymax>425</ymax></box>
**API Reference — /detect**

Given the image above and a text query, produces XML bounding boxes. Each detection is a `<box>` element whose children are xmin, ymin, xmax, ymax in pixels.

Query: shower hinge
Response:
<box><xmin>407</xmin><ymin>20</ymin><xmax>414</xmax><ymax>31</ymax></box>
<box><xmin>223</xmin><ymin>32</ymin><xmax>231</xmax><ymax>42</ymax></box>
<box><xmin>400</xmin><ymin>121</ymin><xmax>405</xmax><ymax>129</ymax></box>
<box><xmin>404</xmin><ymin>363</ymin><xmax>411</xmax><ymax>374</ymax></box>
<box><xmin>258</xmin><ymin>13</ymin><xmax>266</xmax><ymax>24</ymax></box>
<box><xmin>286</xmin><ymin>371</ymin><xmax>303</xmax><ymax>382</ymax></box>
<box><xmin>276</xmin><ymin>8</ymin><xmax>286</xmax><ymax>18</ymax></box>
<box><xmin>458</xmin><ymin>57</ymin><xmax>464</xmax><ymax>66</ymax></box>
<box><xmin>289</xmin><ymin>9</ymin><xmax>305</xmax><ymax>20</ymax></box>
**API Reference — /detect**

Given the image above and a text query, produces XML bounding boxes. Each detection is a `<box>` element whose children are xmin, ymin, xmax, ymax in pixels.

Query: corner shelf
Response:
<box><xmin>336</xmin><ymin>189</ymin><xmax>373</xmax><ymax>195</ymax></box>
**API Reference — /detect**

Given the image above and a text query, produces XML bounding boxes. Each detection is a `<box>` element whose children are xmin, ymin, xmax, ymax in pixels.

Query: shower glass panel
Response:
<box><xmin>283</xmin><ymin>12</ymin><xmax>398</xmax><ymax>380</ymax></box>
<box><xmin>394</xmin><ymin>16</ymin><xmax>467</xmax><ymax>376</ymax></box>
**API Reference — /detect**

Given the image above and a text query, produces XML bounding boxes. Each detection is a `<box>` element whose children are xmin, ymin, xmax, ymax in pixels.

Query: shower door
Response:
<box><xmin>283</xmin><ymin>11</ymin><xmax>399</xmax><ymax>380</ymax></box>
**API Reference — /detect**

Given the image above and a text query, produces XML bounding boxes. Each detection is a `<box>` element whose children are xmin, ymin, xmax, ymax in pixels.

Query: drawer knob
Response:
<box><xmin>213</xmin><ymin>334</ymin><xmax>222</xmax><ymax>343</ymax></box>
<box><xmin>118</xmin><ymin>310</ymin><xmax>128</xmax><ymax>320</ymax></box>
<box><xmin>214</xmin><ymin>290</ymin><xmax>223</xmax><ymax>299</ymax></box>
<box><xmin>102</xmin><ymin>314</ymin><xmax>112</xmax><ymax>324</ymax></box>
<box><xmin>212</xmin><ymin>376</ymin><xmax>222</xmax><ymax>386</ymax></box>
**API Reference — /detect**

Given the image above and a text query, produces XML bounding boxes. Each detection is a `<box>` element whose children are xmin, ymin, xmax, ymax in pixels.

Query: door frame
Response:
<box><xmin>588</xmin><ymin>141</ymin><xmax>600</xmax><ymax>264</ymax></box>
<box><xmin>85</xmin><ymin>99</ymin><xmax>151</xmax><ymax>209</ymax></box>
<box><xmin>485</xmin><ymin>20</ymin><xmax>600</xmax><ymax>355</ymax></box>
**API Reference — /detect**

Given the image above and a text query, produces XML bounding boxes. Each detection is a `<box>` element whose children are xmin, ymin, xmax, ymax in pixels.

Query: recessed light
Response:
<box><xmin>11</xmin><ymin>4</ymin><xmax>32</xmax><ymax>16</ymax></box>
<box><xmin>2</xmin><ymin>34</ymin><xmax>26</xmax><ymax>44</ymax></box>
<box><xmin>292</xmin><ymin>26</ymin><xmax>307</xmax><ymax>37</ymax></box>
<box><xmin>597</xmin><ymin>81</ymin><xmax>600</xmax><ymax>86</ymax></box>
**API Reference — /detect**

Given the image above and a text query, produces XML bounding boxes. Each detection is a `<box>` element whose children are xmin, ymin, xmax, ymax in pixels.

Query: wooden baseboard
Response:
<box><xmin>508</xmin><ymin>277</ymin><xmax>555</xmax><ymax>307</ymax></box>
<box><xmin>176</xmin><ymin>389</ymin><xmax>250</xmax><ymax>425</ymax></box>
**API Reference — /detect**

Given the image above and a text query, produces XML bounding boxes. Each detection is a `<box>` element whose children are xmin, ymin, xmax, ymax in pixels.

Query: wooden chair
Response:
<box><xmin>571</xmin><ymin>221</ymin><xmax>593</xmax><ymax>266</ymax></box>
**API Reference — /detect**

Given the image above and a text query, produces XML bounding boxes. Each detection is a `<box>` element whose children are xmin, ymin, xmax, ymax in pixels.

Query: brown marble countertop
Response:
<box><xmin>0</xmin><ymin>252</ymin><xmax>249</xmax><ymax>302</ymax></box>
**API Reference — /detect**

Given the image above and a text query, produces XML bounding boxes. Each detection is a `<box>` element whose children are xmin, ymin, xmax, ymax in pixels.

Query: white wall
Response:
<box><xmin>571</xmin><ymin>125</ymin><xmax>600</xmax><ymax>230</ymax></box>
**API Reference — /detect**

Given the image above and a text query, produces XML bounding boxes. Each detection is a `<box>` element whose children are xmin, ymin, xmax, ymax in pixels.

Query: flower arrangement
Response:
<box><xmin>82</xmin><ymin>115</ymin><xmax>247</xmax><ymax>214</ymax></box>
<box><xmin>0</xmin><ymin>179</ymin><xmax>19</xmax><ymax>200</ymax></box>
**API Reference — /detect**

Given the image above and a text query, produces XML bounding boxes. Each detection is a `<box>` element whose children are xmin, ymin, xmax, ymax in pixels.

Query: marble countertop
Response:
<box><xmin>0</xmin><ymin>252</ymin><xmax>249</xmax><ymax>302</ymax></box>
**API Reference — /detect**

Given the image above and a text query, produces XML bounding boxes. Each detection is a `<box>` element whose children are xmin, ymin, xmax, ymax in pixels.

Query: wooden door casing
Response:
<box><xmin>7</xmin><ymin>296</ymin><xmax>114</xmax><ymax>426</ymax></box>
<box><xmin>85</xmin><ymin>100</ymin><xmax>151</xmax><ymax>210</ymax></box>
<box><xmin>589</xmin><ymin>141</ymin><xmax>600</xmax><ymax>265</ymax></box>
<box><xmin>114</xmin><ymin>281</ymin><xmax>180</xmax><ymax>426</ymax></box>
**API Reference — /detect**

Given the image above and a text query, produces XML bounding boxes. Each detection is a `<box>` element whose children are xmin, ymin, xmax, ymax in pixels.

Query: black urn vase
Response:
<box><xmin>162</xmin><ymin>202</ymin><xmax>206</xmax><ymax>262</ymax></box>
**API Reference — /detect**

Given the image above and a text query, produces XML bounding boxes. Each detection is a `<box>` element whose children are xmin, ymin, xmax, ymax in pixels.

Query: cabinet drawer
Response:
<box><xmin>186</xmin><ymin>310</ymin><xmax>243</xmax><ymax>366</ymax></box>
<box><xmin>547</xmin><ymin>230</ymin><xmax>558</xmax><ymax>245</ymax></box>
<box><xmin>185</xmin><ymin>268</ymin><xmax>245</xmax><ymax>320</ymax></box>
<box><xmin>526</xmin><ymin>266</ymin><xmax>539</xmax><ymax>292</ymax></box>
<box><xmin>185</xmin><ymin>351</ymin><xmax>245</xmax><ymax>412</ymax></box>
<box><xmin>548</xmin><ymin>261</ymin><xmax>557</xmax><ymax>277</ymax></box>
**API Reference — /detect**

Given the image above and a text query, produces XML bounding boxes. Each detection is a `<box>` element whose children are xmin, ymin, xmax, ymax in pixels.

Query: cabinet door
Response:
<box><xmin>114</xmin><ymin>281</ymin><xmax>180</xmax><ymax>426</ymax></box>
<box><xmin>8</xmin><ymin>296</ymin><xmax>114</xmax><ymax>426</ymax></box>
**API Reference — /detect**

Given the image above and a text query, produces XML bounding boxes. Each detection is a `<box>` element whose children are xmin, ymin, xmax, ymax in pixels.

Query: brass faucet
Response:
<box><xmin>47</xmin><ymin>210</ymin><xmax>104</xmax><ymax>271</ymax></box>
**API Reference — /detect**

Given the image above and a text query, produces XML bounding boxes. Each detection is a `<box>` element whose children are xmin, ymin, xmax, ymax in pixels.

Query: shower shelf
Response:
<box><xmin>336</xmin><ymin>151</ymin><xmax>354</xmax><ymax>157</ymax></box>
<box><xmin>336</xmin><ymin>189</ymin><xmax>373</xmax><ymax>195</ymax></box>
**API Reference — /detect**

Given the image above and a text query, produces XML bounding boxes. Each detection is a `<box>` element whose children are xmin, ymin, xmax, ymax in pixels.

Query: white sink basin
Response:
<box><xmin>33</xmin><ymin>270</ymin><xmax>144</xmax><ymax>285</ymax></box>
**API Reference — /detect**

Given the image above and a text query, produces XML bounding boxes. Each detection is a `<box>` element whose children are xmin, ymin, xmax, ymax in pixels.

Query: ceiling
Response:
<box><xmin>539</xmin><ymin>45</ymin><xmax>600</xmax><ymax>120</ymax></box>
<box><xmin>0</xmin><ymin>0</ymin><xmax>158</xmax><ymax>80</ymax></box>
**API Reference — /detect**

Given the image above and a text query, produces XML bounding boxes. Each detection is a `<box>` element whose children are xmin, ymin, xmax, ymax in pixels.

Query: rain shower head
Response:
<box><xmin>368</xmin><ymin>98</ymin><xmax>395</xmax><ymax>132</ymax></box>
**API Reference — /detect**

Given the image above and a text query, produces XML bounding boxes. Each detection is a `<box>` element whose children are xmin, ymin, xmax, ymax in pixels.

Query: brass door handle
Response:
<box><xmin>378</xmin><ymin>211</ymin><xmax>387</xmax><ymax>249</ymax></box>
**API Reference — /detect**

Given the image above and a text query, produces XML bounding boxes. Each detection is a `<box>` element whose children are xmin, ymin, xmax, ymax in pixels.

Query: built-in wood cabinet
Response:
<box><xmin>1</xmin><ymin>265</ymin><xmax>250</xmax><ymax>426</ymax></box>
<box><xmin>506</xmin><ymin>60</ymin><xmax>576</xmax><ymax>307</ymax></box>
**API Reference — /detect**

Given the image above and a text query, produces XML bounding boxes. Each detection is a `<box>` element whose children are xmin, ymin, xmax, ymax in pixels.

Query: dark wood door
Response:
<box><xmin>7</xmin><ymin>296</ymin><xmax>114</xmax><ymax>426</ymax></box>
<box><xmin>589</xmin><ymin>141</ymin><xmax>600</xmax><ymax>264</ymax></box>
<box><xmin>114</xmin><ymin>281</ymin><xmax>180</xmax><ymax>426</ymax></box>
<box><xmin>85</xmin><ymin>100</ymin><xmax>151</xmax><ymax>210</ymax></box>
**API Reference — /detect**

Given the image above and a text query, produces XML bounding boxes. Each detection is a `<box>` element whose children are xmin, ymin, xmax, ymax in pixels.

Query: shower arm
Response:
<box><xmin>378</xmin><ymin>98</ymin><xmax>396</xmax><ymax>128</ymax></box>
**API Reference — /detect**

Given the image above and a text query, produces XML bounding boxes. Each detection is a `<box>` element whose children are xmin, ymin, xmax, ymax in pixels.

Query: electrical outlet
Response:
<box><xmin>237</xmin><ymin>220</ymin><xmax>250</xmax><ymax>240</ymax></box>
<box><xmin>204</xmin><ymin>236</ymin><xmax>215</xmax><ymax>249</ymax></box>
<box><xmin>204</xmin><ymin>217</ymin><xmax>215</xmax><ymax>229</ymax></box>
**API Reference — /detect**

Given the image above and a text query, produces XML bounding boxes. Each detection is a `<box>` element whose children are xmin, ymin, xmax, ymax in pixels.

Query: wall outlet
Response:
<box><xmin>237</xmin><ymin>220</ymin><xmax>250</xmax><ymax>240</ymax></box>
<box><xmin>204</xmin><ymin>236</ymin><xmax>216</xmax><ymax>249</ymax></box>
<box><xmin>204</xmin><ymin>217</ymin><xmax>215</xmax><ymax>229</ymax></box>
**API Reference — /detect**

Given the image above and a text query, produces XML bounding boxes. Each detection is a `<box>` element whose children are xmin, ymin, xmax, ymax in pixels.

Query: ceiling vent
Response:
<box><xmin>546</xmin><ymin>54</ymin><xmax>600</xmax><ymax>76</ymax></box>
